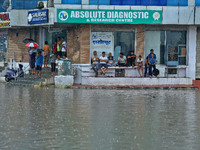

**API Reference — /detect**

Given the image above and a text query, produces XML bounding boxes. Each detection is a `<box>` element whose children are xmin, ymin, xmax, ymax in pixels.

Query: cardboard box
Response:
<box><xmin>181</xmin><ymin>48</ymin><xmax>186</xmax><ymax>56</ymax></box>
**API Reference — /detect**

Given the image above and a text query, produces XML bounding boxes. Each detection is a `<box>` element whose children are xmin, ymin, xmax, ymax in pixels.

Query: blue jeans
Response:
<box><xmin>99</xmin><ymin>64</ymin><xmax>108</xmax><ymax>68</ymax></box>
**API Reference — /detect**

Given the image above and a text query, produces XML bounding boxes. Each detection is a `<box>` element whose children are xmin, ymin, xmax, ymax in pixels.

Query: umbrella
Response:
<box><xmin>23</xmin><ymin>38</ymin><xmax>35</xmax><ymax>44</ymax></box>
<box><xmin>25</xmin><ymin>42</ymin><xmax>39</xmax><ymax>47</ymax></box>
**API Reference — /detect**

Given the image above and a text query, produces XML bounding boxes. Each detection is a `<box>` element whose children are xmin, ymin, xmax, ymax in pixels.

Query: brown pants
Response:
<box><xmin>44</xmin><ymin>53</ymin><xmax>49</xmax><ymax>64</ymax></box>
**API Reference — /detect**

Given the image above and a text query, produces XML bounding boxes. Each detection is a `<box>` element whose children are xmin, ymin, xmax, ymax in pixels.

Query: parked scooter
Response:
<box><xmin>5</xmin><ymin>64</ymin><xmax>24</xmax><ymax>82</ymax></box>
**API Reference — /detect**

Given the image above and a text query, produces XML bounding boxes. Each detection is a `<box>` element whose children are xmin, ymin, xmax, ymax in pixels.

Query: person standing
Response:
<box><xmin>36</xmin><ymin>51</ymin><xmax>43</xmax><ymax>78</ymax></box>
<box><xmin>61</xmin><ymin>37</ymin><xmax>67</xmax><ymax>57</ymax></box>
<box><xmin>53</xmin><ymin>40</ymin><xmax>57</xmax><ymax>54</ymax></box>
<box><xmin>144</xmin><ymin>56</ymin><xmax>149</xmax><ymax>77</ymax></box>
<box><xmin>29</xmin><ymin>47</ymin><xmax>36</xmax><ymax>75</ymax></box>
<box><xmin>57</xmin><ymin>37</ymin><xmax>61</xmax><ymax>57</ymax></box>
<box><xmin>50</xmin><ymin>53</ymin><xmax>57</xmax><ymax>76</ymax></box>
<box><xmin>43</xmin><ymin>41</ymin><xmax>51</xmax><ymax>68</ymax></box>
<box><xmin>148</xmin><ymin>49</ymin><xmax>156</xmax><ymax>76</ymax></box>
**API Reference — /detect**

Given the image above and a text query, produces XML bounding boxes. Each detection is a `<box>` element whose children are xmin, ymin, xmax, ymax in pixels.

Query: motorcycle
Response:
<box><xmin>5</xmin><ymin>64</ymin><xmax>24</xmax><ymax>82</ymax></box>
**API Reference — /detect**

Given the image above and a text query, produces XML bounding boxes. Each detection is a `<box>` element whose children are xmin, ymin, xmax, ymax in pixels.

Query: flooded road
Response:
<box><xmin>0</xmin><ymin>83</ymin><xmax>200</xmax><ymax>150</ymax></box>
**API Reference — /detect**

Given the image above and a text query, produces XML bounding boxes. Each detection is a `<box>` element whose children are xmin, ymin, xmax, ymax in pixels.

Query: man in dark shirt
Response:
<box><xmin>127</xmin><ymin>51</ymin><xmax>136</xmax><ymax>66</ymax></box>
<box><xmin>144</xmin><ymin>56</ymin><xmax>149</xmax><ymax>77</ymax></box>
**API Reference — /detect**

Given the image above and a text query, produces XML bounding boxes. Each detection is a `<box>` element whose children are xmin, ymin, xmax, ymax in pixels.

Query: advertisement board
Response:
<box><xmin>0</xmin><ymin>12</ymin><xmax>10</xmax><ymax>28</ymax></box>
<box><xmin>91</xmin><ymin>32</ymin><xmax>114</xmax><ymax>57</ymax></box>
<box><xmin>57</xmin><ymin>9</ymin><xmax>162</xmax><ymax>24</ymax></box>
<box><xmin>28</xmin><ymin>9</ymin><xmax>49</xmax><ymax>24</ymax></box>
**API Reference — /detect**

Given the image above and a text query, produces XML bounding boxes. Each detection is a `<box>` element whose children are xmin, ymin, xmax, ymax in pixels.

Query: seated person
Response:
<box><xmin>107</xmin><ymin>52</ymin><xmax>117</xmax><ymax>67</ymax></box>
<box><xmin>91</xmin><ymin>51</ymin><xmax>99</xmax><ymax>77</ymax></box>
<box><xmin>127</xmin><ymin>51</ymin><xmax>136</xmax><ymax>66</ymax></box>
<box><xmin>118</xmin><ymin>52</ymin><xmax>127</xmax><ymax>67</ymax></box>
<box><xmin>99</xmin><ymin>51</ymin><xmax>108</xmax><ymax>75</ymax></box>
<box><xmin>137</xmin><ymin>55</ymin><xmax>144</xmax><ymax>77</ymax></box>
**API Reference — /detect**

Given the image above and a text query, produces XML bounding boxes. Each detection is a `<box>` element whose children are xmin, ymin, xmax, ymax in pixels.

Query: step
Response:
<box><xmin>17</xmin><ymin>77</ymin><xmax>45</xmax><ymax>81</ymax></box>
<box><xmin>11</xmin><ymin>80</ymin><xmax>42</xmax><ymax>85</ymax></box>
<box><xmin>8</xmin><ymin>82</ymin><xmax>35</xmax><ymax>87</ymax></box>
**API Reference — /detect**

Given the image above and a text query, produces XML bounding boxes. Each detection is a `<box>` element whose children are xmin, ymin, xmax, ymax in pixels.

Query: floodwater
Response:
<box><xmin>0</xmin><ymin>84</ymin><xmax>200</xmax><ymax>150</ymax></box>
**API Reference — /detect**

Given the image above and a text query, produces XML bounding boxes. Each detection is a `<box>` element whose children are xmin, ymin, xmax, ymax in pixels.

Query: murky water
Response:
<box><xmin>0</xmin><ymin>83</ymin><xmax>200</xmax><ymax>150</ymax></box>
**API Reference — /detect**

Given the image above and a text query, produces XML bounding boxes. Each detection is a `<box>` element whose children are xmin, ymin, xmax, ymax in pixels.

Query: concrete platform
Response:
<box><xmin>82</xmin><ymin>77</ymin><xmax>193</xmax><ymax>86</ymax></box>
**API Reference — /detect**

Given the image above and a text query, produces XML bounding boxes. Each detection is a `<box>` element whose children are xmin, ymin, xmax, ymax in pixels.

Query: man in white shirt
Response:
<box><xmin>61</xmin><ymin>37</ymin><xmax>67</xmax><ymax>58</ymax></box>
<box><xmin>99</xmin><ymin>51</ymin><xmax>108</xmax><ymax>75</ymax></box>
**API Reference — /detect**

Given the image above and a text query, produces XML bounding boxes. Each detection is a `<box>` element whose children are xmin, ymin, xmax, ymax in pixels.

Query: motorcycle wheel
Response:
<box><xmin>5</xmin><ymin>75</ymin><xmax>10</xmax><ymax>82</ymax></box>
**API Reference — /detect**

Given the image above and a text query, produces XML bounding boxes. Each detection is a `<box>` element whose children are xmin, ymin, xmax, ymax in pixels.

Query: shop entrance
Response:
<box><xmin>45</xmin><ymin>29</ymin><xmax>67</xmax><ymax>53</ymax></box>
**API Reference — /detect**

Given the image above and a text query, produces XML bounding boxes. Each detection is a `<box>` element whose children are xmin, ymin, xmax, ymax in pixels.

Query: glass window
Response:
<box><xmin>114</xmin><ymin>32</ymin><xmax>135</xmax><ymax>61</ymax></box>
<box><xmin>196</xmin><ymin>0</ymin><xmax>200</xmax><ymax>6</ymax></box>
<box><xmin>167</xmin><ymin>0</ymin><xmax>188</xmax><ymax>6</ymax></box>
<box><xmin>62</xmin><ymin>0</ymin><xmax>81</xmax><ymax>4</ymax></box>
<box><xmin>103</xmin><ymin>0</ymin><xmax>188</xmax><ymax>6</ymax></box>
<box><xmin>145</xmin><ymin>30</ymin><xmax>187</xmax><ymax>66</ymax></box>
<box><xmin>0</xmin><ymin>0</ymin><xmax>9</xmax><ymax>12</ymax></box>
<box><xmin>90</xmin><ymin>31</ymin><xmax>135</xmax><ymax>62</ymax></box>
<box><xmin>12</xmin><ymin>0</ymin><xmax>38</xmax><ymax>9</ymax></box>
<box><xmin>89</xmin><ymin>0</ymin><xmax>110</xmax><ymax>5</ymax></box>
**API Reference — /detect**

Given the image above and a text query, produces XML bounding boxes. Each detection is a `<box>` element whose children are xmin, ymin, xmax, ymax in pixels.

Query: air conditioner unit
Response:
<box><xmin>37</xmin><ymin>1</ymin><xmax>48</xmax><ymax>9</ymax></box>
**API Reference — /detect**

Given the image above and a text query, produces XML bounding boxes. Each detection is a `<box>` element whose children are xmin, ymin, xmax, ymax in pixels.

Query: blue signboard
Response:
<box><xmin>28</xmin><ymin>9</ymin><xmax>49</xmax><ymax>24</ymax></box>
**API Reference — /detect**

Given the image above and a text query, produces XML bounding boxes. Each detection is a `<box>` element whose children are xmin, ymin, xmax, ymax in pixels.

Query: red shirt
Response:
<box><xmin>53</xmin><ymin>43</ymin><xmax>57</xmax><ymax>53</ymax></box>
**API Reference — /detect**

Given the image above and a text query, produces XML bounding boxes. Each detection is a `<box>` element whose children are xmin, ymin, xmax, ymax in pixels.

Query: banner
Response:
<box><xmin>28</xmin><ymin>9</ymin><xmax>49</xmax><ymax>24</ymax></box>
<box><xmin>0</xmin><ymin>12</ymin><xmax>10</xmax><ymax>28</ymax></box>
<box><xmin>91</xmin><ymin>32</ymin><xmax>113</xmax><ymax>57</ymax></box>
<box><xmin>57</xmin><ymin>9</ymin><xmax>162</xmax><ymax>24</ymax></box>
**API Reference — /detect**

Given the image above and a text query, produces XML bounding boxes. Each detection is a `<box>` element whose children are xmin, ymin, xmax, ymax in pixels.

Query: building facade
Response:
<box><xmin>1</xmin><ymin>0</ymin><xmax>200</xmax><ymax>81</ymax></box>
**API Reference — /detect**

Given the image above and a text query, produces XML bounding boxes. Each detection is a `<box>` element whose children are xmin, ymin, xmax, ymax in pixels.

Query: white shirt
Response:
<box><xmin>99</xmin><ymin>56</ymin><xmax>108</xmax><ymax>64</ymax></box>
<box><xmin>118</xmin><ymin>56</ymin><xmax>126</xmax><ymax>64</ymax></box>
<box><xmin>62</xmin><ymin>41</ymin><xmax>67</xmax><ymax>52</ymax></box>
<box><xmin>137</xmin><ymin>58</ymin><xmax>143</xmax><ymax>63</ymax></box>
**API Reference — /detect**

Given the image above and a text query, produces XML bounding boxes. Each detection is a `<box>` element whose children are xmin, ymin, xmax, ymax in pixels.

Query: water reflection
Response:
<box><xmin>0</xmin><ymin>83</ymin><xmax>199</xmax><ymax>150</ymax></box>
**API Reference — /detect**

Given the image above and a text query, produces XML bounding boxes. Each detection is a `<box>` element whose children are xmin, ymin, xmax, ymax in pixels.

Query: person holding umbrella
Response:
<box><xmin>29</xmin><ymin>47</ymin><xmax>36</xmax><ymax>75</ymax></box>
<box><xmin>25</xmin><ymin>42</ymin><xmax>39</xmax><ymax>75</ymax></box>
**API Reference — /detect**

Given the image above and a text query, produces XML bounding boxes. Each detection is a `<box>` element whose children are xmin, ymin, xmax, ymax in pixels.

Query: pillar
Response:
<box><xmin>187</xmin><ymin>26</ymin><xmax>197</xmax><ymax>80</ymax></box>
<box><xmin>136</xmin><ymin>25</ymin><xmax>145</xmax><ymax>58</ymax></box>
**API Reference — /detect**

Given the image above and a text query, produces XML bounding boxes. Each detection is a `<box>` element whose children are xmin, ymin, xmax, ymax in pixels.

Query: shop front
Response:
<box><xmin>56</xmin><ymin>8</ymin><xmax>196</xmax><ymax>84</ymax></box>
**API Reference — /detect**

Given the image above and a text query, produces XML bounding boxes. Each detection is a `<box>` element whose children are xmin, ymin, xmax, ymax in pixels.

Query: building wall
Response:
<box><xmin>67</xmin><ymin>24</ymin><xmax>90</xmax><ymax>64</ymax></box>
<box><xmin>8</xmin><ymin>28</ymin><xmax>29</xmax><ymax>62</ymax></box>
<box><xmin>8</xmin><ymin>28</ymin><xmax>39</xmax><ymax>62</ymax></box>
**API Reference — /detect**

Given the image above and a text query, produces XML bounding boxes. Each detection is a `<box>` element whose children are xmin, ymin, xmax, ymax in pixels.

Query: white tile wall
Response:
<box><xmin>82</xmin><ymin>5</ymin><xmax>98</xmax><ymax>9</ymax></box>
<box><xmin>195</xmin><ymin>7</ymin><xmax>200</xmax><ymax>24</ymax></box>
<box><xmin>82</xmin><ymin>0</ymin><xmax>89</xmax><ymax>5</ymax></box>
<box><xmin>163</xmin><ymin>7</ymin><xmax>178</xmax><ymax>24</ymax></box>
<box><xmin>179</xmin><ymin>7</ymin><xmax>194</xmax><ymax>24</ymax></box>
<box><xmin>130</xmin><ymin>6</ymin><xmax>147</xmax><ymax>10</ymax></box>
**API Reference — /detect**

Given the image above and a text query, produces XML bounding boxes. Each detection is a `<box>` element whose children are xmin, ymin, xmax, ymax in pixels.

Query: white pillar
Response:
<box><xmin>187</xmin><ymin>26</ymin><xmax>197</xmax><ymax>80</ymax></box>
<box><xmin>39</xmin><ymin>27</ymin><xmax>45</xmax><ymax>49</ymax></box>
<box><xmin>82</xmin><ymin>0</ymin><xmax>89</xmax><ymax>5</ymax></box>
